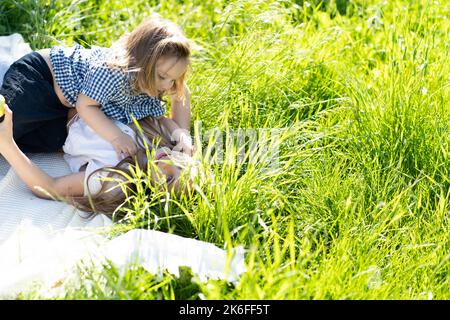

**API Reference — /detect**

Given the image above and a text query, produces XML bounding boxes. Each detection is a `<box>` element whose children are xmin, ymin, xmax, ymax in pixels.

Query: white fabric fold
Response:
<box><xmin>0</xmin><ymin>33</ymin><xmax>32</xmax><ymax>85</ymax></box>
<box><xmin>0</xmin><ymin>224</ymin><xmax>246</xmax><ymax>298</ymax></box>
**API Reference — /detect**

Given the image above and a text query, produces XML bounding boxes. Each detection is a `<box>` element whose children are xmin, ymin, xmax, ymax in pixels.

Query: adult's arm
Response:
<box><xmin>0</xmin><ymin>105</ymin><xmax>85</xmax><ymax>199</ymax></box>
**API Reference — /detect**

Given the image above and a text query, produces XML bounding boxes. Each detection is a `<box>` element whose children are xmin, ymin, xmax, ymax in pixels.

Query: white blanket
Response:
<box><xmin>0</xmin><ymin>153</ymin><xmax>112</xmax><ymax>243</ymax></box>
<box><xmin>0</xmin><ymin>35</ymin><xmax>245</xmax><ymax>298</ymax></box>
<box><xmin>0</xmin><ymin>154</ymin><xmax>245</xmax><ymax>298</ymax></box>
<box><xmin>0</xmin><ymin>33</ymin><xmax>32</xmax><ymax>84</ymax></box>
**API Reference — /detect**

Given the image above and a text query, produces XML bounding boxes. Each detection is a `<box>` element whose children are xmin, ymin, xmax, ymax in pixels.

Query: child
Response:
<box><xmin>0</xmin><ymin>15</ymin><xmax>193</xmax><ymax>156</ymax></box>
<box><xmin>0</xmin><ymin>102</ymin><xmax>198</xmax><ymax>219</ymax></box>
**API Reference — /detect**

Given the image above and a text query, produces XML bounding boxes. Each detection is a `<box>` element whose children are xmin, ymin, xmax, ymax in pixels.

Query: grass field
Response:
<box><xmin>0</xmin><ymin>0</ymin><xmax>449</xmax><ymax>299</ymax></box>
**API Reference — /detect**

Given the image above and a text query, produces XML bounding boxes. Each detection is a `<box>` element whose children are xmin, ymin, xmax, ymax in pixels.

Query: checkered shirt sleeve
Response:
<box><xmin>80</xmin><ymin>66</ymin><xmax>121</xmax><ymax>107</ymax></box>
<box><xmin>78</xmin><ymin>64</ymin><xmax>166</xmax><ymax>124</ymax></box>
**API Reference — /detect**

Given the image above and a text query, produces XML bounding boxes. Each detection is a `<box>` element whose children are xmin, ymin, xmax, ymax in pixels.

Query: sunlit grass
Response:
<box><xmin>1</xmin><ymin>0</ymin><xmax>449</xmax><ymax>299</ymax></box>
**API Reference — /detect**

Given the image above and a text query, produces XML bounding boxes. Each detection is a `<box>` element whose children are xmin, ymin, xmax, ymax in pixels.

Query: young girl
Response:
<box><xmin>0</xmin><ymin>102</ymin><xmax>197</xmax><ymax>219</ymax></box>
<box><xmin>0</xmin><ymin>15</ymin><xmax>193</xmax><ymax>156</ymax></box>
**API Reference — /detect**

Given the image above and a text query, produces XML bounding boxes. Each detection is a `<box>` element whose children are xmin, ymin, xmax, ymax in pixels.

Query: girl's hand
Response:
<box><xmin>111</xmin><ymin>132</ymin><xmax>138</xmax><ymax>158</ymax></box>
<box><xmin>172</xmin><ymin>130</ymin><xmax>194</xmax><ymax>156</ymax></box>
<box><xmin>173</xmin><ymin>139</ymin><xmax>193</xmax><ymax>156</ymax></box>
<box><xmin>0</xmin><ymin>104</ymin><xmax>15</xmax><ymax>151</ymax></box>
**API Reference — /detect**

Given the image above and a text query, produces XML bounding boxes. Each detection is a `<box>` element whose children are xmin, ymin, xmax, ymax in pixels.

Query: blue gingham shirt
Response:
<box><xmin>50</xmin><ymin>44</ymin><xmax>165</xmax><ymax>124</ymax></box>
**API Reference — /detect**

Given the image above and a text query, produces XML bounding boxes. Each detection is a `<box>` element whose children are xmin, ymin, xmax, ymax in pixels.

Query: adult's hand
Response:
<box><xmin>0</xmin><ymin>104</ymin><xmax>15</xmax><ymax>151</ymax></box>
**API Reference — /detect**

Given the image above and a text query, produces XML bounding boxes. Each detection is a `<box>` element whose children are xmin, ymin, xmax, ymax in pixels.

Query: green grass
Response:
<box><xmin>1</xmin><ymin>0</ymin><xmax>449</xmax><ymax>299</ymax></box>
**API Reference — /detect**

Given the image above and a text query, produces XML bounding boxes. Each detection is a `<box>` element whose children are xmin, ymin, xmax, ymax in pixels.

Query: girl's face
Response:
<box><xmin>151</xmin><ymin>147</ymin><xmax>193</xmax><ymax>193</ymax></box>
<box><xmin>155</xmin><ymin>56</ymin><xmax>188</xmax><ymax>96</ymax></box>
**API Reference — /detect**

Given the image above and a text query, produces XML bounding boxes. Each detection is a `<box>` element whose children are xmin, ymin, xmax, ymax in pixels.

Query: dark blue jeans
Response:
<box><xmin>0</xmin><ymin>51</ymin><xmax>68</xmax><ymax>152</ymax></box>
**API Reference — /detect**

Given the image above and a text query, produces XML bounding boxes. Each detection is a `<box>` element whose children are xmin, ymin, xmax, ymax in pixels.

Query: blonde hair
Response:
<box><xmin>108</xmin><ymin>15</ymin><xmax>191</xmax><ymax>99</ymax></box>
<box><xmin>69</xmin><ymin>117</ymin><xmax>187</xmax><ymax>221</ymax></box>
